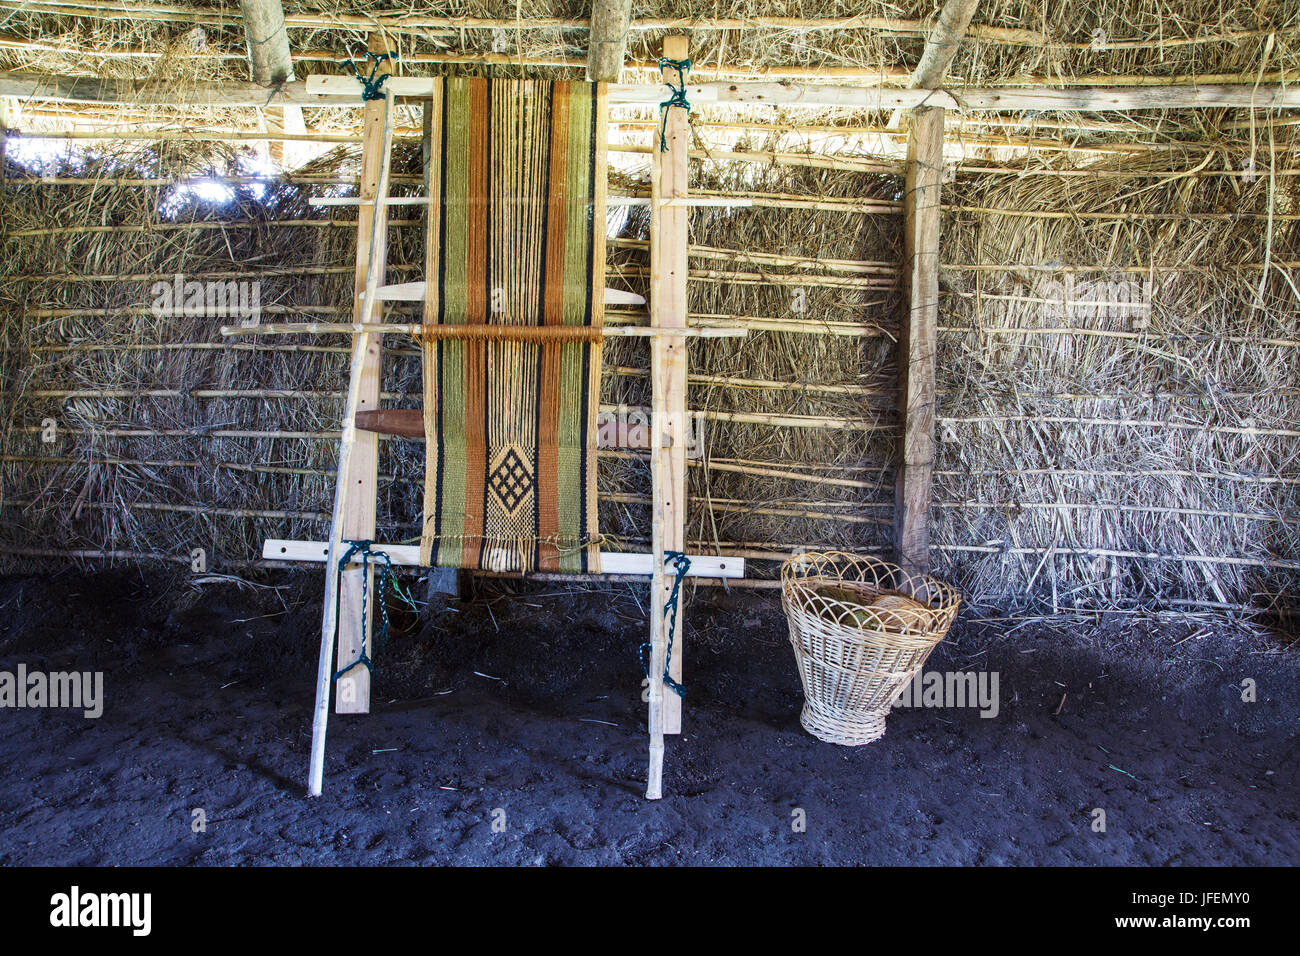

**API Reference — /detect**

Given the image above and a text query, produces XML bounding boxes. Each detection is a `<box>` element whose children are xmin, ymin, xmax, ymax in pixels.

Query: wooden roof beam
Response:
<box><xmin>6</xmin><ymin>71</ymin><xmax>1300</xmax><ymax>112</ymax></box>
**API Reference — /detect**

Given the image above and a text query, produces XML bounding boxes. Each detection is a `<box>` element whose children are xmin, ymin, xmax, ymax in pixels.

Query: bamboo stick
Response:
<box><xmin>947</xmin><ymin>204</ymin><xmax>1300</xmax><ymax>222</ymax></box>
<box><xmin>610</xmin><ymin>266</ymin><xmax>895</xmax><ymax>289</ymax></box>
<box><xmin>938</xmin><ymin>415</ymin><xmax>1300</xmax><ymax>439</ymax></box>
<box><xmin>623</xmin><ymin>189</ymin><xmax>902</xmax><ymax>215</ymax></box>
<box><xmin>13</xmin><ymin>263</ymin><xmax>895</xmax><ymax>285</ymax></box>
<box><xmin>942</xmin><ymin>262</ymin><xmax>1300</xmax><ymax>275</ymax></box>
<box><xmin>609</xmin><ymin>141</ymin><xmax>899</xmax><ymax>173</ymax></box>
<box><xmin>8</xmin><ymin>126</ymin><xmax>364</xmax><ymax>144</ymax></box>
<box><xmin>935</xmin><ymin>324</ymin><xmax>1300</xmax><ymax>349</ymax></box>
<box><xmin>599</xmin><ymin>406</ymin><xmax>894</xmax><ymax>431</ymax></box>
<box><xmin>12</xmin><ymin>408</ymin><xmax>893</xmax><ymax>434</ymax></box>
<box><xmin>601</xmin><ymin>451</ymin><xmax>889</xmax><ymax>488</ymax></box>
<box><xmin>934</xmin><ymin>501</ymin><xmax>1296</xmax><ymax>524</ymax></box>
<box><xmin>609</xmin><ymin>239</ymin><xmax>899</xmax><ymax>275</ymax></box>
<box><xmin>1</xmin><ymin>499</ymin><xmax>330</xmax><ymax>520</ymax></box>
<box><xmin>2</xmin><ymin>454</ymin><xmax>894</xmax><ymax>509</ymax></box>
<box><xmin>13</xmin><ymin>425</ymin><xmax>343</xmax><ymax>439</ymax></box>
<box><xmin>933</xmin><ymin>468</ymin><xmax>1300</xmax><ymax>486</ymax></box>
<box><xmin>26</xmin><ymin>382</ymin><xmax>1297</xmax><ymax>407</ymax></box>
<box><xmin>1</xmin><ymin>452</ymin><xmax>894</xmax><ymax>490</ymax></box>
<box><xmin>218</xmin><ymin>321</ymin><xmax>749</xmax><ymax>339</ymax></box>
<box><xmin>4</xmin><ymin>488</ymin><xmax>1285</xmax><ymax>531</ymax></box>
<box><xmin>607</xmin><ymin>365</ymin><xmax>892</xmax><ymax>396</ymax></box>
<box><xmin>29</xmin><ymin>312</ymin><xmax>893</xmax><ymax>340</ymax></box>
<box><xmin>1</xmin><ymin>173</ymin><xmax>421</xmax><ymax>186</ymax></box>
<box><xmin>936</xmin><ymin>544</ymin><xmax>1300</xmax><ymax>572</ymax></box>
<box><xmin>604</xmin><ymin>495</ymin><xmax>887</xmax><ymax>524</ymax></box>
<box><xmin>957</xmin><ymin>166</ymin><xmax>1300</xmax><ymax>178</ymax></box>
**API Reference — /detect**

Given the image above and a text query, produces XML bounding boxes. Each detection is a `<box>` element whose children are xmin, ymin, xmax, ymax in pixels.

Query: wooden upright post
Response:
<box><xmin>308</xmin><ymin>83</ymin><xmax>396</xmax><ymax>797</ymax></box>
<box><xmin>334</xmin><ymin>34</ymin><xmax>396</xmax><ymax>716</ymax></box>
<box><xmin>647</xmin><ymin>35</ymin><xmax>690</xmax><ymax>800</ymax></box>
<box><xmin>895</xmin><ymin>106</ymin><xmax>943</xmax><ymax>575</ymax></box>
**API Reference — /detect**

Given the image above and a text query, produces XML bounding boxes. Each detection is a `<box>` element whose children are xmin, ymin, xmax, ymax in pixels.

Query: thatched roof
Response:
<box><xmin>1</xmin><ymin>2</ymin><xmax>1296</xmax><ymax>141</ymax></box>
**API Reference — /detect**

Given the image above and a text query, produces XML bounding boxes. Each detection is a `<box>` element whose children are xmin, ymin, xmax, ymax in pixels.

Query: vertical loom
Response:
<box><xmin>239</xmin><ymin>38</ymin><xmax>741</xmax><ymax>801</ymax></box>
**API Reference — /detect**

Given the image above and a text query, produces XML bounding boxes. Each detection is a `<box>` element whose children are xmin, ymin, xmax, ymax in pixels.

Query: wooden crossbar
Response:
<box><xmin>266</xmin><ymin>539</ymin><xmax>744</xmax><ymax>578</ymax></box>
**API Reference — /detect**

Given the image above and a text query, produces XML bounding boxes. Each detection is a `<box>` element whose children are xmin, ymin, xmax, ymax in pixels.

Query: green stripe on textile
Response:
<box><xmin>556</xmin><ymin>84</ymin><xmax>593</xmax><ymax>571</ymax></box>
<box><xmin>435</xmin><ymin>78</ymin><xmax>470</xmax><ymax>564</ymax></box>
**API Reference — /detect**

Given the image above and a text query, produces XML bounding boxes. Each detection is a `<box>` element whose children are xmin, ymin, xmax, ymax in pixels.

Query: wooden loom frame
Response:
<box><xmin>234</xmin><ymin>38</ymin><xmax>739</xmax><ymax>800</ymax></box>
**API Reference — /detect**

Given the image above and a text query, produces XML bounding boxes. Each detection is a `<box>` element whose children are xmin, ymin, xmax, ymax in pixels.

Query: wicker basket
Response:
<box><xmin>780</xmin><ymin>552</ymin><xmax>961</xmax><ymax>745</ymax></box>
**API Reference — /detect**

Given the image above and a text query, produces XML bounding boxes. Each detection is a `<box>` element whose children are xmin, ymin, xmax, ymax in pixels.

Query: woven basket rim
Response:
<box><xmin>782</xmin><ymin>551</ymin><xmax>960</xmax><ymax>606</ymax></box>
<box><xmin>780</xmin><ymin>551</ymin><xmax>960</xmax><ymax>641</ymax></box>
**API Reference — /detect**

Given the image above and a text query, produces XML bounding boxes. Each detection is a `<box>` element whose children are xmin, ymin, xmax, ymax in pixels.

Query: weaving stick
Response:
<box><xmin>221</xmin><ymin>322</ymin><xmax>746</xmax><ymax>339</ymax></box>
<box><xmin>413</xmin><ymin>324</ymin><xmax>605</xmax><ymax>343</ymax></box>
<box><xmin>308</xmin><ymin>85</ymin><xmax>396</xmax><ymax>798</ymax></box>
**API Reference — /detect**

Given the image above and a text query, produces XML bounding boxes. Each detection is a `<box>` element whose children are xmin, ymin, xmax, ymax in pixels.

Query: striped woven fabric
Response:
<box><xmin>419</xmin><ymin>78</ymin><xmax>606</xmax><ymax>573</ymax></box>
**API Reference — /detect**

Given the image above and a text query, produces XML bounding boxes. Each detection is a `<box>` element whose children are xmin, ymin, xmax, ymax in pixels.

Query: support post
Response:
<box><xmin>895</xmin><ymin>106</ymin><xmax>943</xmax><ymax>576</ymax></box>
<box><xmin>334</xmin><ymin>34</ymin><xmax>395</xmax><ymax>717</ymax></box>
<box><xmin>907</xmin><ymin>0</ymin><xmax>982</xmax><ymax>90</ymax></box>
<box><xmin>238</xmin><ymin>0</ymin><xmax>305</xmax><ymax>166</ymax></box>
<box><xmin>647</xmin><ymin>35</ymin><xmax>690</xmax><ymax>800</ymax></box>
<box><xmin>586</xmin><ymin>0</ymin><xmax>633</xmax><ymax>82</ymax></box>
<box><xmin>887</xmin><ymin>0</ymin><xmax>981</xmax><ymax>130</ymax></box>
<box><xmin>307</xmin><ymin>85</ymin><xmax>396</xmax><ymax>797</ymax></box>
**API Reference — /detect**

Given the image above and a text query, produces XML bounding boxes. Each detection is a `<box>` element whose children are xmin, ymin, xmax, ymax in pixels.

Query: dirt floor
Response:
<box><xmin>0</xmin><ymin>567</ymin><xmax>1295</xmax><ymax>866</ymax></box>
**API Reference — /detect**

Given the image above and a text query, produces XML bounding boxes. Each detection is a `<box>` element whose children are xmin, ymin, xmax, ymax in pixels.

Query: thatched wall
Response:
<box><xmin>0</xmin><ymin>133</ymin><xmax>903</xmax><ymax>583</ymax></box>
<box><xmin>0</xmin><ymin>1</ymin><xmax>1298</xmax><ymax>622</ymax></box>
<box><xmin>936</xmin><ymin>145</ymin><xmax>1300</xmax><ymax>618</ymax></box>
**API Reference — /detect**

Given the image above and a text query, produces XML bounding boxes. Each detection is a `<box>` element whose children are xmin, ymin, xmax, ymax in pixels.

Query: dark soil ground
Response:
<box><xmin>0</xmin><ymin>568</ymin><xmax>1295</xmax><ymax>866</ymax></box>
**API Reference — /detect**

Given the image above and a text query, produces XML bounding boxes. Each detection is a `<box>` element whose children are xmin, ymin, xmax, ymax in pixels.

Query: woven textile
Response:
<box><xmin>419</xmin><ymin>78</ymin><xmax>606</xmax><ymax>572</ymax></box>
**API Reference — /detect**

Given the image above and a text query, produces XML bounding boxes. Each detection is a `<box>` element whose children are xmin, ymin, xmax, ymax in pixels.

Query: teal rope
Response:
<box><xmin>340</xmin><ymin>51</ymin><xmax>399</xmax><ymax>101</ymax></box>
<box><xmin>657</xmin><ymin>58</ymin><xmax>692</xmax><ymax>152</ymax></box>
<box><xmin>640</xmin><ymin>550</ymin><xmax>689</xmax><ymax>697</ymax></box>
<box><xmin>332</xmin><ymin>539</ymin><xmax>395</xmax><ymax>682</ymax></box>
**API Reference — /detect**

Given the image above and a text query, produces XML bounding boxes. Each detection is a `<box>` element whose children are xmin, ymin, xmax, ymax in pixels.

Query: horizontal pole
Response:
<box><xmin>306</xmin><ymin>74</ymin><xmax>1300</xmax><ymax>111</ymax></box>
<box><xmin>7</xmin><ymin>70</ymin><xmax>1300</xmax><ymax>112</ymax></box>
<box><xmin>220</xmin><ymin>322</ymin><xmax>747</xmax><ymax>339</ymax></box>
<box><xmin>308</xmin><ymin>196</ymin><xmax>430</xmax><ymax>207</ymax></box>
<box><xmin>607</xmin><ymin>196</ymin><xmax>755</xmax><ymax>208</ymax></box>
<box><xmin>363</xmin><ymin>281</ymin><xmax>645</xmax><ymax>306</ymax></box>
<box><xmin>263</xmin><ymin>539</ymin><xmax>745</xmax><ymax>579</ymax></box>
<box><xmin>0</xmin><ymin>5</ymin><xmax>1049</xmax><ymax>45</ymax></box>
